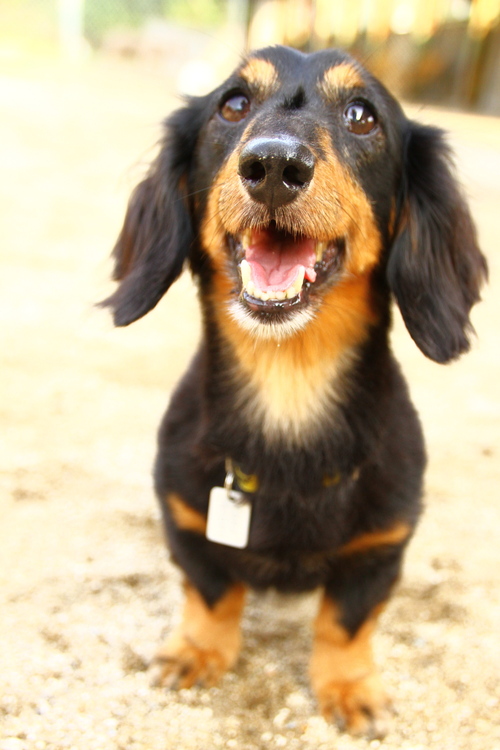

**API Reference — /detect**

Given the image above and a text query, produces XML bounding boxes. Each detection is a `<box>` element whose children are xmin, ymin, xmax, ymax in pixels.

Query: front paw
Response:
<box><xmin>150</xmin><ymin>582</ymin><xmax>246</xmax><ymax>690</ymax></box>
<box><xmin>150</xmin><ymin>632</ymin><xmax>233</xmax><ymax>689</ymax></box>
<box><xmin>315</xmin><ymin>672</ymin><xmax>393</xmax><ymax>738</ymax></box>
<box><xmin>310</xmin><ymin>594</ymin><xmax>393</xmax><ymax>737</ymax></box>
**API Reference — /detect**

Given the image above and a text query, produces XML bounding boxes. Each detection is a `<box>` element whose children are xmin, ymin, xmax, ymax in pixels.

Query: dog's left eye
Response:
<box><xmin>219</xmin><ymin>93</ymin><xmax>251</xmax><ymax>123</ymax></box>
<box><xmin>344</xmin><ymin>102</ymin><xmax>377</xmax><ymax>135</ymax></box>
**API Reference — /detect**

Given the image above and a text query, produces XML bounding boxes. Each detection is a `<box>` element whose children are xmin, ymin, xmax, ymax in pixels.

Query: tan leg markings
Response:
<box><xmin>309</xmin><ymin>595</ymin><xmax>392</xmax><ymax>737</ymax></box>
<box><xmin>153</xmin><ymin>582</ymin><xmax>246</xmax><ymax>689</ymax></box>
<box><xmin>167</xmin><ymin>493</ymin><xmax>207</xmax><ymax>535</ymax></box>
<box><xmin>338</xmin><ymin>521</ymin><xmax>411</xmax><ymax>557</ymax></box>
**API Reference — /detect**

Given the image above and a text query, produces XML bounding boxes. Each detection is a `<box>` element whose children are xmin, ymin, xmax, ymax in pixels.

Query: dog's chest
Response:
<box><xmin>234</xmin><ymin>341</ymin><xmax>351</xmax><ymax>445</ymax></box>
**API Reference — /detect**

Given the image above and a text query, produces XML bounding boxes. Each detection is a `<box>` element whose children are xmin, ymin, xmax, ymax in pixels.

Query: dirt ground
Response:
<box><xmin>0</xmin><ymin>54</ymin><xmax>499</xmax><ymax>750</ymax></box>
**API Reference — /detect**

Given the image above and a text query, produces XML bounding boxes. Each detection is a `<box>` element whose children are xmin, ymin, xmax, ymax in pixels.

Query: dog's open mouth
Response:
<box><xmin>229</xmin><ymin>224</ymin><xmax>343</xmax><ymax>314</ymax></box>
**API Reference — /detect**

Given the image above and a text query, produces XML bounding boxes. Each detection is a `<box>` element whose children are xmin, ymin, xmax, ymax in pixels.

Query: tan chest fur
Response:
<box><xmin>212</xmin><ymin>273</ymin><xmax>376</xmax><ymax>444</ymax></box>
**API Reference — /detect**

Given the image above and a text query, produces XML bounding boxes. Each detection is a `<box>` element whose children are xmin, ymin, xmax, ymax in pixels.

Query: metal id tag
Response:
<box><xmin>206</xmin><ymin>486</ymin><xmax>251</xmax><ymax>549</ymax></box>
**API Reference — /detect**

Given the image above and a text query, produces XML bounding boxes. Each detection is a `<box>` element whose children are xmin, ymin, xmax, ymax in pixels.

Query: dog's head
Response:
<box><xmin>104</xmin><ymin>46</ymin><xmax>486</xmax><ymax>364</ymax></box>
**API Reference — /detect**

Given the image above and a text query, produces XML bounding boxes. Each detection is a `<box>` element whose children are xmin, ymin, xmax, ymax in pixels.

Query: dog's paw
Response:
<box><xmin>150</xmin><ymin>632</ymin><xmax>235</xmax><ymax>689</ymax></box>
<box><xmin>316</xmin><ymin>672</ymin><xmax>393</xmax><ymax>738</ymax></box>
<box><xmin>150</xmin><ymin>582</ymin><xmax>245</xmax><ymax>690</ymax></box>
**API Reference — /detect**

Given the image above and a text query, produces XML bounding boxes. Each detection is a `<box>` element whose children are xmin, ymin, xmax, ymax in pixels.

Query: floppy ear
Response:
<box><xmin>387</xmin><ymin>123</ymin><xmax>487</xmax><ymax>363</ymax></box>
<box><xmin>102</xmin><ymin>103</ymin><xmax>200</xmax><ymax>326</ymax></box>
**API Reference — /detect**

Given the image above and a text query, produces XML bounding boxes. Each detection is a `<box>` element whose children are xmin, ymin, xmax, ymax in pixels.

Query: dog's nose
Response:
<box><xmin>238</xmin><ymin>136</ymin><xmax>315</xmax><ymax>209</ymax></box>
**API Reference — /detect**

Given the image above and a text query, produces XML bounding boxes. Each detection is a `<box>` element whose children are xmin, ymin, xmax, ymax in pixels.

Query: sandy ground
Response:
<box><xmin>0</xmin><ymin>54</ymin><xmax>499</xmax><ymax>750</ymax></box>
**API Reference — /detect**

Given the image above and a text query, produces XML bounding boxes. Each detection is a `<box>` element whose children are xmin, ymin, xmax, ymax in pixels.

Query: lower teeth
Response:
<box><xmin>246</xmin><ymin>288</ymin><xmax>300</xmax><ymax>302</ymax></box>
<box><xmin>239</xmin><ymin>261</ymin><xmax>305</xmax><ymax>302</ymax></box>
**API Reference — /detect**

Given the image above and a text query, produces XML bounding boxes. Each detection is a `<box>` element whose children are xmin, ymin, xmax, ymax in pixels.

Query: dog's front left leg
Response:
<box><xmin>310</xmin><ymin>593</ymin><xmax>391</xmax><ymax>737</ymax></box>
<box><xmin>152</xmin><ymin>579</ymin><xmax>247</xmax><ymax>689</ymax></box>
<box><xmin>310</xmin><ymin>540</ymin><xmax>408</xmax><ymax>737</ymax></box>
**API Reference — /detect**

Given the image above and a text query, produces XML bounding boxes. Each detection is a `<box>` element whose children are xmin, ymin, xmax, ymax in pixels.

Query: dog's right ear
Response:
<box><xmin>102</xmin><ymin>101</ymin><xmax>203</xmax><ymax>326</ymax></box>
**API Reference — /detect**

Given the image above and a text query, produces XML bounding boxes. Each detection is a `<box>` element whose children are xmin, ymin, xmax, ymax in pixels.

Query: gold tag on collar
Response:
<box><xmin>233</xmin><ymin>464</ymin><xmax>259</xmax><ymax>493</ymax></box>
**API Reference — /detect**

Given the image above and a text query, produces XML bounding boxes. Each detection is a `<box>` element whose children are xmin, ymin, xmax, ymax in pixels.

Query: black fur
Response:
<box><xmin>103</xmin><ymin>104</ymin><xmax>205</xmax><ymax>325</ymax></box>
<box><xmin>388</xmin><ymin>123</ymin><xmax>487</xmax><ymax>362</ymax></box>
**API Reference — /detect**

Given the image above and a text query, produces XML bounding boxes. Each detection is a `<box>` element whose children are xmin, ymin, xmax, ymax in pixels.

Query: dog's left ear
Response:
<box><xmin>387</xmin><ymin>123</ymin><xmax>487</xmax><ymax>363</ymax></box>
<box><xmin>102</xmin><ymin>101</ymin><xmax>203</xmax><ymax>327</ymax></box>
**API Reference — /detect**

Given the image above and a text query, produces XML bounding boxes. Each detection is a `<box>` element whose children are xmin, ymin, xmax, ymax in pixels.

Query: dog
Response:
<box><xmin>103</xmin><ymin>46</ymin><xmax>487</xmax><ymax>736</ymax></box>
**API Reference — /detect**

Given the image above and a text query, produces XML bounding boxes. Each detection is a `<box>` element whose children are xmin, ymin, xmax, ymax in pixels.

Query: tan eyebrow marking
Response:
<box><xmin>240</xmin><ymin>58</ymin><xmax>279</xmax><ymax>98</ymax></box>
<box><xmin>320</xmin><ymin>63</ymin><xmax>365</xmax><ymax>98</ymax></box>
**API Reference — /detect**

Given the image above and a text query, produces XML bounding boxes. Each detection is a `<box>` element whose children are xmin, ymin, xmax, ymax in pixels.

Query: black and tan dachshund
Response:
<box><xmin>103</xmin><ymin>46</ymin><xmax>487</xmax><ymax>735</ymax></box>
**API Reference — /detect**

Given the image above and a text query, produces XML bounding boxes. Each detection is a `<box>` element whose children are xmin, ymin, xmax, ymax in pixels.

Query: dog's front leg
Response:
<box><xmin>310</xmin><ymin>545</ymin><xmax>407</xmax><ymax>737</ymax></box>
<box><xmin>150</xmin><ymin>488</ymin><xmax>247</xmax><ymax>688</ymax></box>
<box><xmin>152</xmin><ymin>579</ymin><xmax>247</xmax><ymax>689</ymax></box>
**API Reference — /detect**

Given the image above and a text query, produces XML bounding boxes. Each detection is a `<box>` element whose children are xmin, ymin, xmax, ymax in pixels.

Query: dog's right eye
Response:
<box><xmin>219</xmin><ymin>93</ymin><xmax>251</xmax><ymax>123</ymax></box>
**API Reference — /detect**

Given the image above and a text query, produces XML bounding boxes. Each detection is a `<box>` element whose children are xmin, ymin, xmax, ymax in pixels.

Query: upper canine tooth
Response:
<box><xmin>241</xmin><ymin>230</ymin><xmax>252</xmax><ymax>250</ymax></box>
<box><xmin>315</xmin><ymin>241</ymin><xmax>327</xmax><ymax>261</ymax></box>
<box><xmin>239</xmin><ymin>259</ymin><xmax>252</xmax><ymax>288</ymax></box>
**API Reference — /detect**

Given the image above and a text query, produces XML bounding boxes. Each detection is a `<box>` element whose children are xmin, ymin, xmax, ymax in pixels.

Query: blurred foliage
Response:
<box><xmin>166</xmin><ymin>0</ymin><xmax>225</xmax><ymax>27</ymax></box>
<box><xmin>84</xmin><ymin>0</ymin><xmax>225</xmax><ymax>45</ymax></box>
<box><xmin>84</xmin><ymin>0</ymin><xmax>163</xmax><ymax>46</ymax></box>
<box><xmin>0</xmin><ymin>0</ymin><xmax>226</xmax><ymax>50</ymax></box>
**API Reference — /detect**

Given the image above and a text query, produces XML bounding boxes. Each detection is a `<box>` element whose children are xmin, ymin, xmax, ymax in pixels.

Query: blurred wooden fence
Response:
<box><xmin>247</xmin><ymin>0</ymin><xmax>500</xmax><ymax>112</ymax></box>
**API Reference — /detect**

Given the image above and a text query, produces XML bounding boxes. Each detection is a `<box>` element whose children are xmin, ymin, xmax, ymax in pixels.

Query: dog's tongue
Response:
<box><xmin>245</xmin><ymin>228</ymin><xmax>317</xmax><ymax>292</ymax></box>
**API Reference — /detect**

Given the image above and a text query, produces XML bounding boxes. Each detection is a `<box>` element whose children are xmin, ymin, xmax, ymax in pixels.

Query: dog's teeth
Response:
<box><xmin>242</xmin><ymin>267</ymin><xmax>305</xmax><ymax>302</ymax></box>
<box><xmin>285</xmin><ymin>268</ymin><xmax>305</xmax><ymax>298</ymax></box>
<box><xmin>241</xmin><ymin>230</ymin><xmax>252</xmax><ymax>250</ymax></box>
<box><xmin>315</xmin><ymin>241</ymin><xmax>327</xmax><ymax>261</ymax></box>
<box><xmin>239</xmin><ymin>259</ymin><xmax>252</xmax><ymax>288</ymax></box>
<box><xmin>252</xmin><ymin>288</ymin><xmax>269</xmax><ymax>301</ymax></box>
<box><xmin>252</xmin><ymin>288</ymin><xmax>286</xmax><ymax>301</ymax></box>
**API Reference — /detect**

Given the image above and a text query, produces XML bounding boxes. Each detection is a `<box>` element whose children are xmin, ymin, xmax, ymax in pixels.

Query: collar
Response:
<box><xmin>226</xmin><ymin>459</ymin><xmax>360</xmax><ymax>494</ymax></box>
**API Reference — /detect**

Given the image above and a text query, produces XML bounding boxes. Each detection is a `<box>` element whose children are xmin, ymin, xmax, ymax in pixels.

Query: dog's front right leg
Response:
<box><xmin>152</xmin><ymin>579</ymin><xmax>247</xmax><ymax>689</ymax></box>
<box><xmin>152</xmin><ymin>490</ymin><xmax>247</xmax><ymax>688</ymax></box>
